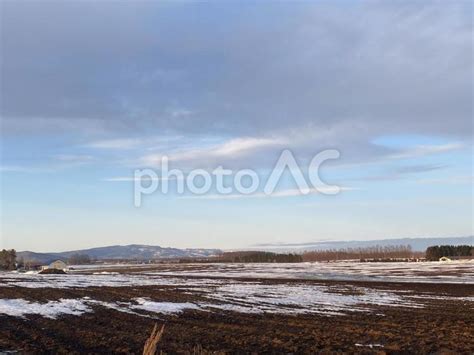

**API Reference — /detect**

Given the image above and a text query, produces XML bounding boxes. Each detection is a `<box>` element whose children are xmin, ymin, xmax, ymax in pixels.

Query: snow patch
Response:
<box><xmin>0</xmin><ymin>298</ymin><xmax>91</xmax><ymax>319</ymax></box>
<box><xmin>355</xmin><ymin>343</ymin><xmax>384</xmax><ymax>348</ymax></box>
<box><xmin>131</xmin><ymin>298</ymin><xmax>201</xmax><ymax>314</ymax></box>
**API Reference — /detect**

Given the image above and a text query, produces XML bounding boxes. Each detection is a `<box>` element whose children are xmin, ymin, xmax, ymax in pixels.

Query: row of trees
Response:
<box><xmin>425</xmin><ymin>245</ymin><xmax>473</xmax><ymax>261</ymax></box>
<box><xmin>0</xmin><ymin>249</ymin><xmax>17</xmax><ymax>270</ymax></box>
<box><xmin>67</xmin><ymin>253</ymin><xmax>92</xmax><ymax>265</ymax></box>
<box><xmin>302</xmin><ymin>245</ymin><xmax>421</xmax><ymax>262</ymax></box>
<box><xmin>16</xmin><ymin>253</ymin><xmax>93</xmax><ymax>270</ymax></box>
<box><xmin>4</xmin><ymin>245</ymin><xmax>471</xmax><ymax>268</ymax></box>
<box><xmin>218</xmin><ymin>251</ymin><xmax>303</xmax><ymax>263</ymax></box>
<box><xmin>212</xmin><ymin>245</ymin><xmax>424</xmax><ymax>263</ymax></box>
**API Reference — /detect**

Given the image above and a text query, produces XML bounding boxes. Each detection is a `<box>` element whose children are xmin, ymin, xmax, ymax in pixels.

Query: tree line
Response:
<box><xmin>15</xmin><ymin>253</ymin><xmax>93</xmax><ymax>270</ymax></box>
<box><xmin>67</xmin><ymin>253</ymin><xmax>92</xmax><ymax>265</ymax></box>
<box><xmin>4</xmin><ymin>245</ymin><xmax>472</xmax><ymax>268</ymax></box>
<box><xmin>0</xmin><ymin>249</ymin><xmax>17</xmax><ymax>270</ymax></box>
<box><xmin>425</xmin><ymin>245</ymin><xmax>473</xmax><ymax>261</ymax></box>
<box><xmin>196</xmin><ymin>245</ymin><xmax>429</xmax><ymax>263</ymax></box>
<box><xmin>302</xmin><ymin>245</ymin><xmax>421</xmax><ymax>262</ymax></box>
<box><xmin>217</xmin><ymin>251</ymin><xmax>303</xmax><ymax>263</ymax></box>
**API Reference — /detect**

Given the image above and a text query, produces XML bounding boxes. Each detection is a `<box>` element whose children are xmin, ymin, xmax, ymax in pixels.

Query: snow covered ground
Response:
<box><xmin>0</xmin><ymin>298</ymin><xmax>91</xmax><ymax>319</ymax></box>
<box><xmin>145</xmin><ymin>260</ymin><xmax>474</xmax><ymax>283</ymax></box>
<box><xmin>68</xmin><ymin>260</ymin><xmax>474</xmax><ymax>283</ymax></box>
<box><xmin>1</xmin><ymin>262</ymin><xmax>473</xmax><ymax>319</ymax></box>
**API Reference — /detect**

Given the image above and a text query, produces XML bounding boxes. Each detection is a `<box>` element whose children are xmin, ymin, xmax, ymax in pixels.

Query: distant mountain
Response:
<box><xmin>252</xmin><ymin>236</ymin><xmax>473</xmax><ymax>252</ymax></box>
<box><xmin>17</xmin><ymin>244</ymin><xmax>222</xmax><ymax>264</ymax></box>
<box><xmin>16</xmin><ymin>251</ymin><xmax>61</xmax><ymax>265</ymax></box>
<box><xmin>16</xmin><ymin>237</ymin><xmax>473</xmax><ymax>264</ymax></box>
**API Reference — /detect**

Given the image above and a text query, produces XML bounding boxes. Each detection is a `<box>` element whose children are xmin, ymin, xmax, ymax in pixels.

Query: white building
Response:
<box><xmin>41</xmin><ymin>260</ymin><xmax>68</xmax><ymax>271</ymax></box>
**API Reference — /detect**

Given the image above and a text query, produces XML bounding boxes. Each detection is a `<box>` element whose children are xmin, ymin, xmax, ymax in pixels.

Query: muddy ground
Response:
<box><xmin>0</xmin><ymin>279</ymin><xmax>473</xmax><ymax>354</ymax></box>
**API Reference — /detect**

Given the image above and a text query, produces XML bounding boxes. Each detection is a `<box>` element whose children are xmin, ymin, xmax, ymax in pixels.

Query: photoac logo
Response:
<box><xmin>134</xmin><ymin>149</ymin><xmax>340</xmax><ymax>206</ymax></box>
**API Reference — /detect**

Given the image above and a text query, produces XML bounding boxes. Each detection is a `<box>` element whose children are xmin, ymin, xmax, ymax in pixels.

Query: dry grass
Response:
<box><xmin>143</xmin><ymin>323</ymin><xmax>165</xmax><ymax>355</ymax></box>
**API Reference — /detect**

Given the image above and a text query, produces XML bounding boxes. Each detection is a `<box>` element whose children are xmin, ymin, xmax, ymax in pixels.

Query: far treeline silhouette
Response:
<box><xmin>67</xmin><ymin>253</ymin><xmax>92</xmax><ymax>265</ymax></box>
<box><xmin>218</xmin><ymin>251</ymin><xmax>303</xmax><ymax>263</ymax></box>
<box><xmin>216</xmin><ymin>245</ymin><xmax>423</xmax><ymax>263</ymax></box>
<box><xmin>425</xmin><ymin>245</ymin><xmax>473</xmax><ymax>261</ymax></box>
<box><xmin>0</xmin><ymin>249</ymin><xmax>16</xmax><ymax>270</ymax></box>
<box><xmin>302</xmin><ymin>245</ymin><xmax>421</xmax><ymax>262</ymax></box>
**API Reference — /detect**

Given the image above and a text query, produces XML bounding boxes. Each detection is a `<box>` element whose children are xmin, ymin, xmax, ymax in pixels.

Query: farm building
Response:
<box><xmin>41</xmin><ymin>260</ymin><xmax>68</xmax><ymax>272</ymax></box>
<box><xmin>439</xmin><ymin>255</ymin><xmax>472</xmax><ymax>262</ymax></box>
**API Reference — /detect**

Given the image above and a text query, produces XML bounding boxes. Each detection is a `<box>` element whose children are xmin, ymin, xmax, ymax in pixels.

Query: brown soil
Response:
<box><xmin>0</xmin><ymin>280</ymin><xmax>473</xmax><ymax>354</ymax></box>
<box><xmin>38</xmin><ymin>268</ymin><xmax>67</xmax><ymax>275</ymax></box>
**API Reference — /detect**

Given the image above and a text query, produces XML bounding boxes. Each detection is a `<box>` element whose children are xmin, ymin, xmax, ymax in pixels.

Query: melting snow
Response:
<box><xmin>1</xmin><ymin>261</ymin><xmax>472</xmax><ymax>318</ymax></box>
<box><xmin>0</xmin><ymin>272</ymin><xmax>224</xmax><ymax>289</ymax></box>
<box><xmin>1</xmin><ymin>279</ymin><xmax>472</xmax><ymax>319</ymax></box>
<box><xmin>355</xmin><ymin>343</ymin><xmax>384</xmax><ymax>348</ymax></box>
<box><xmin>131</xmin><ymin>298</ymin><xmax>201</xmax><ymax>314</ymax></box>
<box><xmin>148</xmin><ymin>260</ymin><xmax>474</xmax><ymax>284</ymax></box>
<box><xmin>0</xmin><ymin>297</ymin><xmax>202</xmax><ymax>319</ymax></box>
<box><xmin>0</xmin><ymin>298</ymin><xmax>91</xmax><ymax>319</ymax></box>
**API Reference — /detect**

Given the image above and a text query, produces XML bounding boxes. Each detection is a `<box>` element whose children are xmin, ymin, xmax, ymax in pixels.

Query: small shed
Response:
<box><xmin>439</xmin><ymin>256</ymin><xmax>451</xmax><ymax>262</ymax></box>
<box><xmin>41</xmin><ymin>260</ymin><xmax>68</xmax><ymax>271</ymax></box>
<box><xmin>49</xmin><ymin>260</ymin><xmax>68</xmax><ymax>270</ymax></box>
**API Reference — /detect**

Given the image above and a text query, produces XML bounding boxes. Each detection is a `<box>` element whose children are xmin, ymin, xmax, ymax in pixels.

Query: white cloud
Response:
<box><xmin>54</xmin><ymin>154</ymin><xmax>95</xmax><ymax>162</ymax></box>
<box><xmin>212</xmin><ymin>137</ymin><xmax>284</xmax><ymax>157</ymax></box>
<box><xmin>167</xmin><ymin>107</ymin><xmax>194</xmax><ymax>118</ymax></box>
<box><xmin>0</xmin><ymin>165</ymin><xmax>48</xmax><ymax>173</ymax></box>
<box><xmin>388</xmin><ymin>143</ymin><xmax>464</xmax><ymax>159</ymax></box>
<box><xmin>181</xmin><ymin>186</ymin><xmax>355</xmax><ymax>200</ymax></box>
<box><xmin>103</xmin><ymin>176</ymin><xmax>180</xmax><ymax>182</ymax></box>
<box><xmin>0</xmin><ymin>155</ymin><xmax>95</xmax><ymax>173</ymax></box>
<box><xmin>142</xmin><ymin>137</ymin><xmax>285</xmax><ymax>166</ymax></box>
<box><xmin>85</xmin><ymin>138</ymin><xmax>142</xmax><ymax>149</ymax></box>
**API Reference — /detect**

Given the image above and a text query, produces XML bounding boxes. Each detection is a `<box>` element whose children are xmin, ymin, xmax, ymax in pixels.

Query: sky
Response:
<box><xmin>0</xmin><ymin>0</ymin><xmax>472</xmax><ymax>252</ymax></box>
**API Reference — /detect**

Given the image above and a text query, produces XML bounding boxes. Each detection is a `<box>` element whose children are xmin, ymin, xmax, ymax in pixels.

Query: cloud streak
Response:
<box><xmin>85</xmin><ymin>138</ymin><xmax>142</xmax><ymax>150</ymax></box>
<box><xmin>141</xmin><ymin>137</ymin><xmax>285</xmax><ymax>168</ymax></box>
<box><xmin>180</xmin><ymin>187</ymin><xmax>356</xmax><ymax>200</ymax></box>
<box><xmin>388</xmin><ymin>143</ymin><xmax>465</xmax><ymax>160</ymax></box>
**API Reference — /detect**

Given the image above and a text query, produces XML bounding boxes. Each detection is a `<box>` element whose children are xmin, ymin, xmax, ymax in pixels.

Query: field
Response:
<box><xmin>1</xmin><ymin>261</ymin><xmax>473</xmax><ymax>353</ymax></box>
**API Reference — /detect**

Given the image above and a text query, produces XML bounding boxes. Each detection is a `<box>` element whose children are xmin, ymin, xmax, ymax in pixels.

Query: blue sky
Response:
<box><xmin>0</xmin><ymin>0</ymin><xmax>472</xmax><ymax>252</ymax></box>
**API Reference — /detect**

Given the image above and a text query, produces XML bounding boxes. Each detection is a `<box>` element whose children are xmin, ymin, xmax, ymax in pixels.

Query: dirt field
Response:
<box><xmin>0</xmin><ymin>265</ymin><xmax>473</xmax><ymax>354</ymax></box>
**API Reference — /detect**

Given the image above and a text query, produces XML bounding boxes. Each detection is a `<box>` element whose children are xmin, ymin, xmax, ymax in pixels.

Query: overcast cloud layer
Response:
<box><xmin>2</xmin><ymin>1</ymin><xmax>472</xmax><ymax>164</ymax></box>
